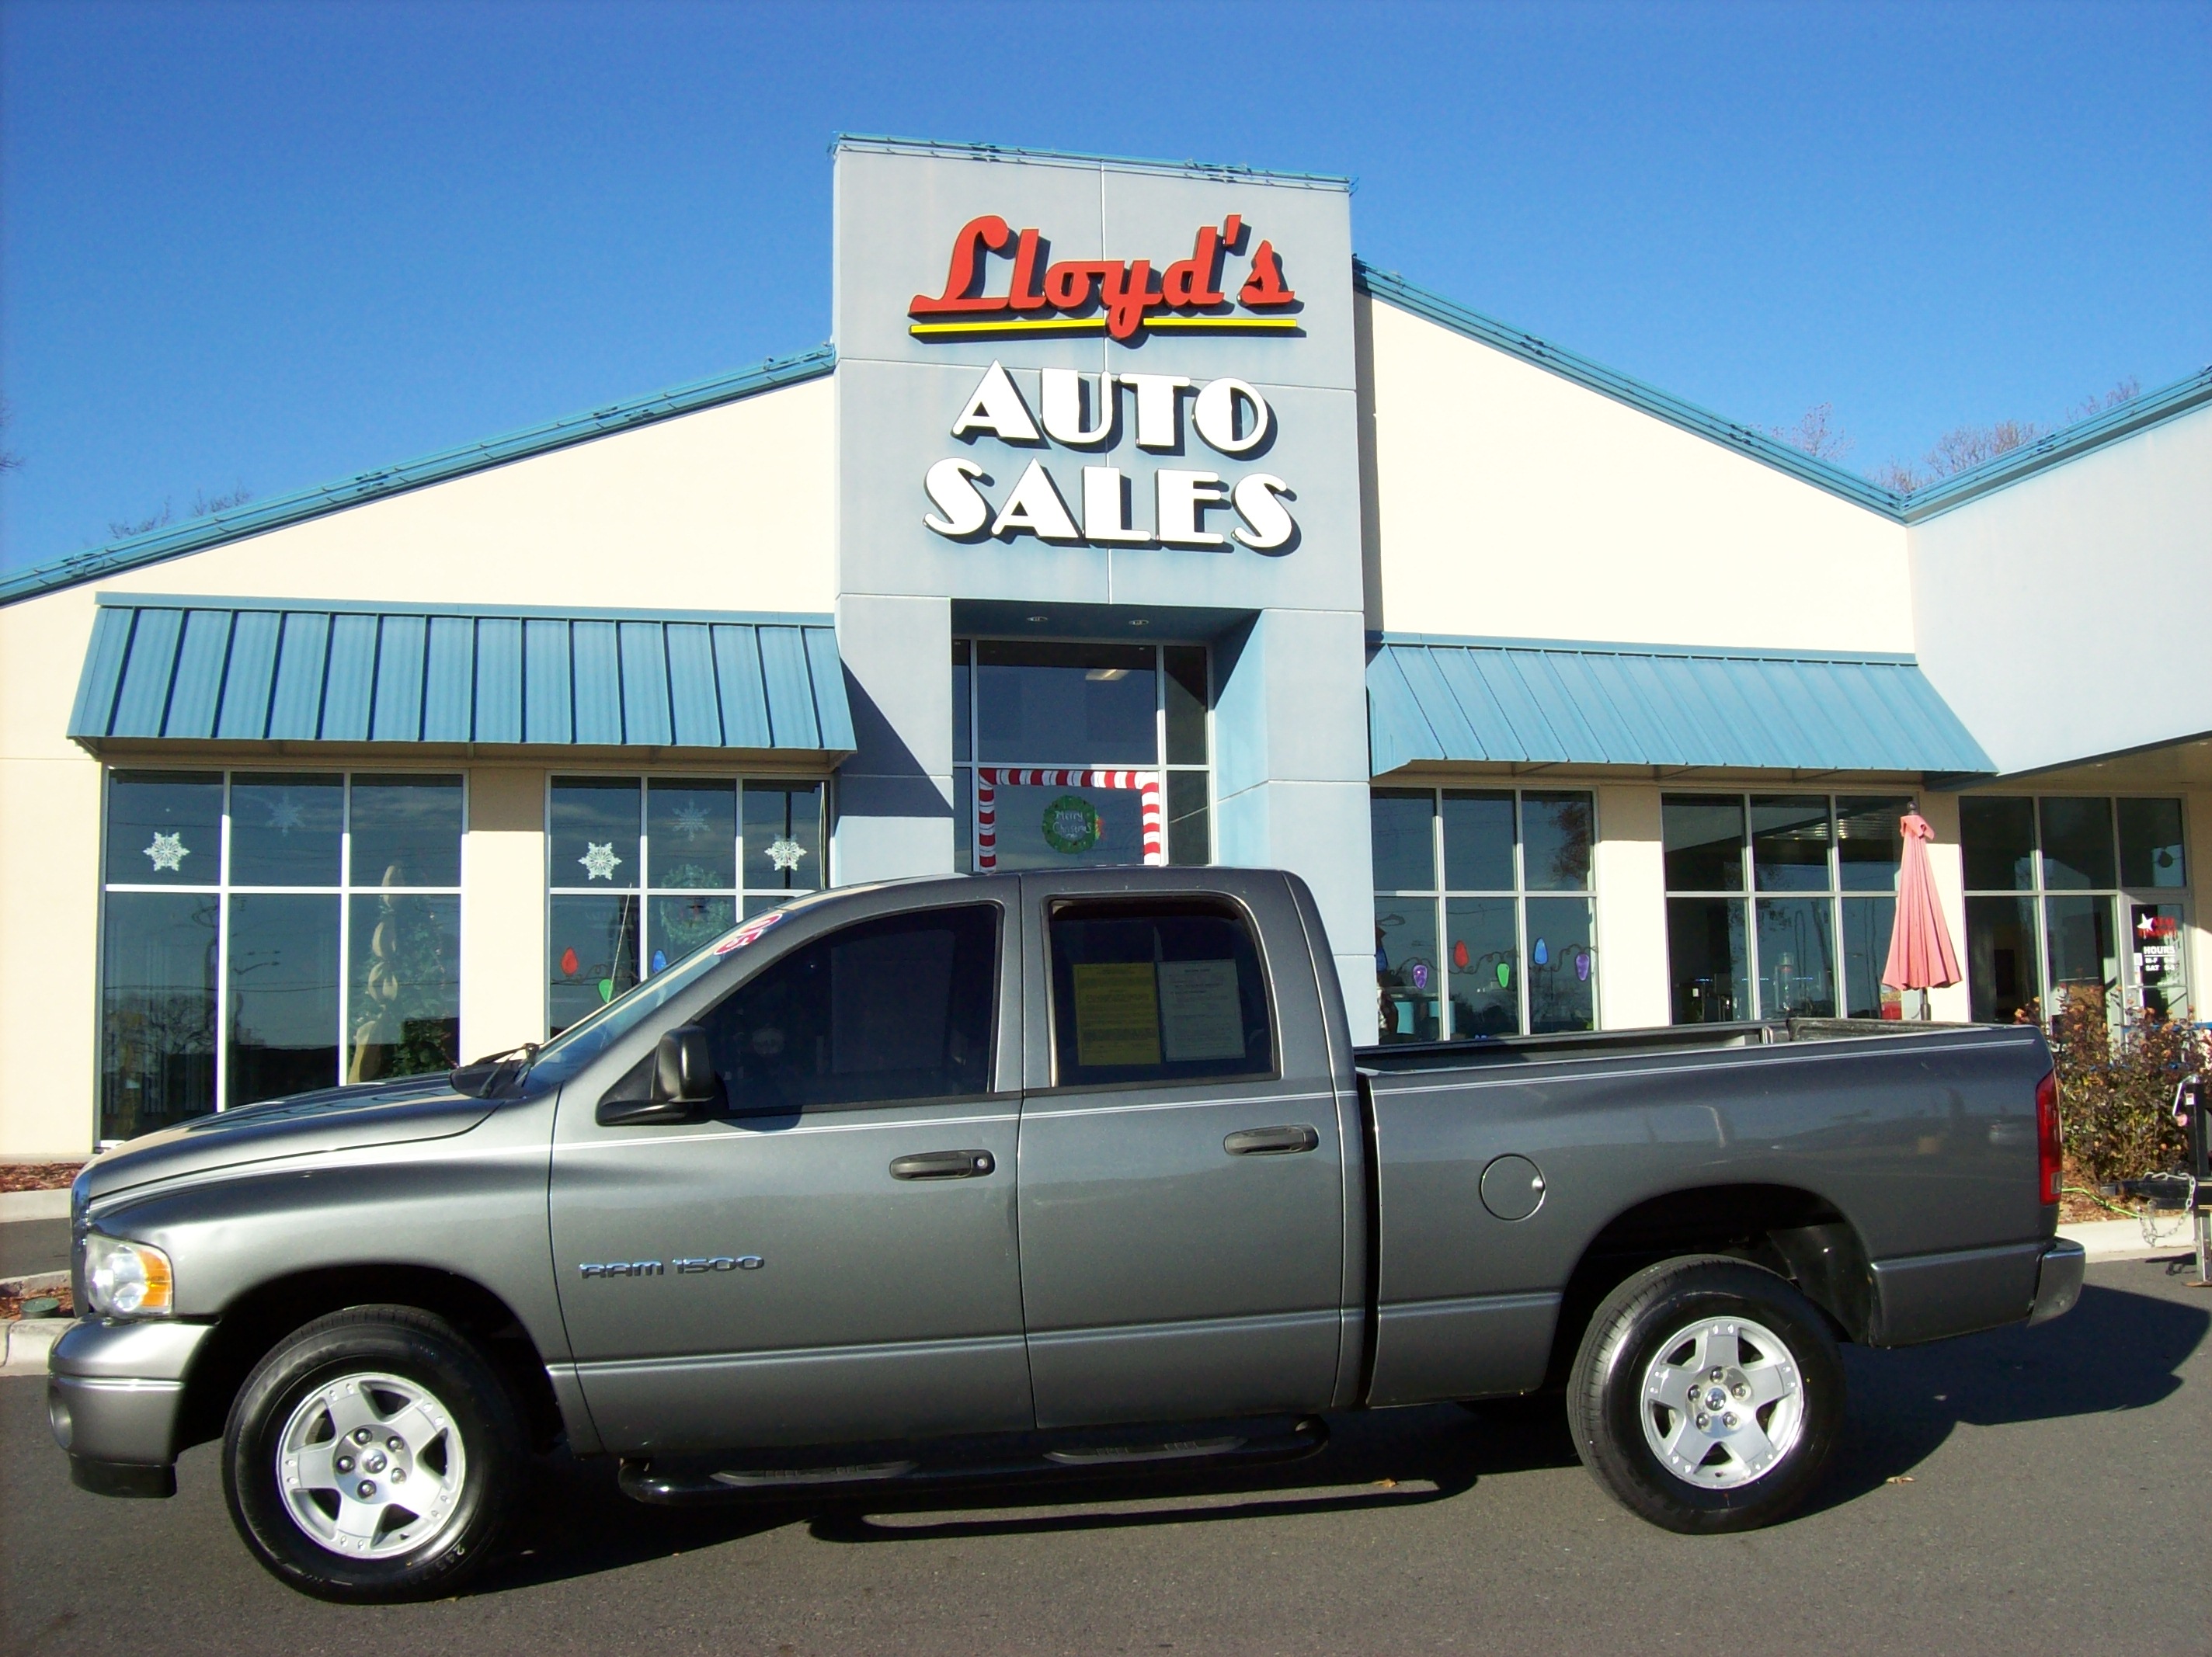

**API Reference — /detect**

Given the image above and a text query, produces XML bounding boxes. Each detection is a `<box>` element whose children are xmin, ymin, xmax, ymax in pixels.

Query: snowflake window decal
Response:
<box><xmin>667</xmin><ymin>800</ymin><xmax>715</xmax><ymax>842</ymax></box>
<box><xmin>765</xmin><ymin>836</ymin><xmax>808</xmax><ymax>874</ymax></box>
<box><xmin>577</xmin><ymin>842</ymin><xmax>624</xmax><ymax>882</ymax></box>
<box><xmin>263</xmin><ymin>790</ymin><xmax>308</xmax><ymax>835</ymax></box>
<box><xmin>143</xmin><ymin>832</ymin><xmax>190</xmax><ymax>873</ymax></box>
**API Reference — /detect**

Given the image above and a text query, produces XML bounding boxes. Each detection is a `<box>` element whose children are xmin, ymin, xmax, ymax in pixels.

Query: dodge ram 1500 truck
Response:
<box><xmin>50</xmin><ymin>867</ymin><xmax>2084</xmax><ymax>1600</ymax></box>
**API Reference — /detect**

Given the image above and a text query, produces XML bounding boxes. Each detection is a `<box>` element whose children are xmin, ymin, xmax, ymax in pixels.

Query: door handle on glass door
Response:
<box><xmin>1223</xmin><ymin>1125</ymin><xmax>1320</xmax><ymax>1156</ymax></box>
<box><xmin>889</xmin><ymin>1150</ymin><xmax>996</xmax><ymax>1180</ymax></box>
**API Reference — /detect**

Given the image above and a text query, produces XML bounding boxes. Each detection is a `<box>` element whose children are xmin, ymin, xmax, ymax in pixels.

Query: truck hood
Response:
<box><xmin>77</xmin><ymin>1076</ymin><xmax>498</xmax><ymax>1208</ymax></box>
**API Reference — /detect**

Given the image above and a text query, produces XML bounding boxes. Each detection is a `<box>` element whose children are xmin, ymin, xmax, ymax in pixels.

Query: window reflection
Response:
<box><xmin>99</xmin><ymin>771</ymin><xmax>465</xmax><ymax>1139</ymax></box>
<box><xmin>228</xmin><ymin>894</ymin><xmax>341</xmax><ymax>1106</ymax></box>
<box><xmin>1751</xmin><ymin>797</ymin><xmax>1831</xmax><ymax>893</ymax></box>
<box><xmin>1668</xmin><ymin>897</ymin><xmax>1747</xmax><ymax>1023</ymax></box>
<box><xmin>1374</xmin><ymin>898</ymin><xmax>1440</xmax><ymax>1043</ymax></box>
<box><xmin>346</xmin><ymin>891</ymin><xmax>459</xmax><ymax>1083</ymax></box>
<box><xmin>1963</xmin><ymin>794</ymin><xmax>2186</xmax><ymax>1027</ymax></box>
<box><xmin>1663</xmin><ymin>797</ymin><xmax>1744</xmax><ymax>892</ymax></box>
<box><xmin>100</xmin><ymin>892</ymin><xmax>217</xmax><ymax>1138</ymax></box>
<box><xmin>231</xmin><ymin>774</ymin><xmax>344</xmax><ymax>887</ymax></box>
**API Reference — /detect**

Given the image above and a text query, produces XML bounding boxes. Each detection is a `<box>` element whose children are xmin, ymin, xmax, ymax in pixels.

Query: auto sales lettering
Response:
<box><xmin>912</xmin><ymin>214</ymin><xmax>1300</xmax><ymax>556</ymax></box>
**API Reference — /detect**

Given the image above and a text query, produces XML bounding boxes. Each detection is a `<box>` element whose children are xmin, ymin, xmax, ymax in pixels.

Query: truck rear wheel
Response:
<box><xmin>221</xmin><ymin>1305</ymin><xmax>526</xmax><ymax>1601</ymax></box>
<box><xmin>1567</xmin><ymin>1256</ymin><xmax>1842</xmax><ymax>1534</ymax></box>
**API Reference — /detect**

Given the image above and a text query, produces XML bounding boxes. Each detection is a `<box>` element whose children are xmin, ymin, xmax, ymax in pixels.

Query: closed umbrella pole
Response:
<box><xmin>1884</xmin><ymin>811</ymin><xmax>1963</xmax><ymax>1020</ymax></box>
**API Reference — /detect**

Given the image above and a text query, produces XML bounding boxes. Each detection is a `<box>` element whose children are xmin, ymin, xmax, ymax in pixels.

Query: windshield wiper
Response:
<box><xmin>450</xmin><ymin>1042</ymin><xmax>540</xmax><ymax>1099</ymax></box>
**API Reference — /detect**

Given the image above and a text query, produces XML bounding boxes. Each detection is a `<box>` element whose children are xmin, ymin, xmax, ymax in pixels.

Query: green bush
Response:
<box><xmin>2049</xmin><ymin>1002</ymin><xmax>2197</xmax><ymax>1187</ymax></box>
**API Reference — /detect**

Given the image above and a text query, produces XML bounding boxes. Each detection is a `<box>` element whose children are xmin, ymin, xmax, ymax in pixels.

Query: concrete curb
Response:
<box><xmin>2059</xmin><ymin>1214</ymin><xmax>2205</xmax><ymax>1261</ymax></box>
<box><xmin>1</xmin><ymin>1316</ymin><xmax>69</xmax><ymax>1377</ymax></box>
<box><xmin>0</xmin><ymin>1190</ymin><xmax>71</xmax><ymax>1222</ymax></box>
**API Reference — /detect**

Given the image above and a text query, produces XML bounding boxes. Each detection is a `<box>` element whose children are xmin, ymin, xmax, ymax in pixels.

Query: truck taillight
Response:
<box><xmin>2036</xmin><ymin>1070</ymin><xmax>2063</xmax><ymax>1204</ymax></box>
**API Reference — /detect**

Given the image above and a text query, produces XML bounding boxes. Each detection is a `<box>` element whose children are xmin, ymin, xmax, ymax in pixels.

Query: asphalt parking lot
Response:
<box><xmin>4</xmin><ymin>1256</ymin><xmax>2209</xmax><ymax>1657</ymax></box>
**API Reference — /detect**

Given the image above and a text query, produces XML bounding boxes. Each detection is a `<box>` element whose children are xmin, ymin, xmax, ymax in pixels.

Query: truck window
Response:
<box><xmin>1047</xmin><ymin>899</ymin><xmax>1275</xmax><ymax>1088</ymax></box>
<box><xmin>697</xmin><ymin>904</ymin><xmax>1000</xmax><ymax>1113</ymax></box>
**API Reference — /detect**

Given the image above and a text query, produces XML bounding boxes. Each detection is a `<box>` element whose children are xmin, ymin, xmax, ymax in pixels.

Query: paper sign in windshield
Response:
<box><xmin>1072</xmin><ymin>962</ymin><xmax>1162</xmax><ymax>1068</ymax></box>
<box><xmin>1158</xmin><ymin>959</ymin><xmax>1245</xmax><ymax>1061</ymax></box>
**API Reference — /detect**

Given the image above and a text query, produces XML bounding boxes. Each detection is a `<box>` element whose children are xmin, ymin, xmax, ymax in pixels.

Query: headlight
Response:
<box><xmin>82</xmin><ymin>1234</ymin><xmax>174</xmax><ymax>1318</ymax></box>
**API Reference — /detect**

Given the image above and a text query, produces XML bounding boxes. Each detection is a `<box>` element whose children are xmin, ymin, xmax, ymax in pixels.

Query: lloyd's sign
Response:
<box><xmin>907</xmin><ymin>213</ymin><xmax>1297</xmax><ymax>341</ymax></box>
<box><xmin>906</xmin><ymin>212</ymin><xmax>1303</xmax><ymax>556</ymax></box>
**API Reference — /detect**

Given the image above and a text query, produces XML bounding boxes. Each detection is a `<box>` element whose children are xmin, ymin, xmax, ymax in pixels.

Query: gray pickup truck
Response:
<box><xmin>50</xmin><ymin>867</ymin><xmax>2082</xmax><ymax>1600</ymax></box>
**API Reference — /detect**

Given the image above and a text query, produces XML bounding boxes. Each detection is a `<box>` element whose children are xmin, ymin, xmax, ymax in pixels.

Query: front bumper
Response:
<box><xmin>46</xmin><ymin>1319</ymin><xmax>215</xmax><ymax>1499</ymax></box>
<box><xmin>2027</xmin><ymin>1237</ymin><xmax>2087</xmax><ymax>1326</ymax></box>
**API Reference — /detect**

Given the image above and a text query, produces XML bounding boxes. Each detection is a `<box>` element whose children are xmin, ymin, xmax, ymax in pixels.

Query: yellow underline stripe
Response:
<box><xmin>907</xmin><ymin>315</ymin><xmax>1303</xmax><ymax>338</ymax></box>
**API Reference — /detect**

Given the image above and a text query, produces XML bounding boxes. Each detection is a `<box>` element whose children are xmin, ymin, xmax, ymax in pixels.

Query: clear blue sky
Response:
<box><xmin>3</xmin><ymin>0</ymin><xmax>2205</xmax><ymax>571</ymax></box>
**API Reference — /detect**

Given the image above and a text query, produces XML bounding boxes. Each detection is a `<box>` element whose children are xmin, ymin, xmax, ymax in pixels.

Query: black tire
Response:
<box><xmin>1567</xmin><ymin>1255</ymin><xmax>1842</xmax><ymax>1534</ymax></box>
<box><xmin>222</xmin><ymin>1304</ymin><xmax>526</xmax><ymax>1602</ymax></box>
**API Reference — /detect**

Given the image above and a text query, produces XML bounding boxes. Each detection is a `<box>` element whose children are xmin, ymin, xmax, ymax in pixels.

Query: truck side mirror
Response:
<box><xmin>653</xmin><ymin>1025</ymin><xmax>721</xmax><ymax>1106</ymax></box>
<box><xmin>596</xmin><ymin>1025</ymin><xmax>721</xmax><ymax>1126</ymax></box>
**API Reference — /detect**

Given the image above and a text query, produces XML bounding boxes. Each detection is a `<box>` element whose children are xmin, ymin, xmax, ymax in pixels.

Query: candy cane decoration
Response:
<box><xmin>973</xmin><ymin>768</ymin><xmax>1163</xmax><ymax>871</ymax></box>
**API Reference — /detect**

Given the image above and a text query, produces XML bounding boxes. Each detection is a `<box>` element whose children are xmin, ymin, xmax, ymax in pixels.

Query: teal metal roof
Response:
<box><xmin>69</xmin><ymin>596</ymin><xmax>854</xmax><ymax>754</ymax></box>
<box><xmin>1369</xmin><ymin>635</ymin><xmax>1994</xmax><ymax>777</ymax></box>
<box><xmin>2</xmin><ymin>346</ymin><xmax>834</xmax><ymax>608</ymax></box>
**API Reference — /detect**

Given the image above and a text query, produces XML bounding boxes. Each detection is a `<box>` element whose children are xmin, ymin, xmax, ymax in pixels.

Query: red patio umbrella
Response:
<box><xmin>1884</xmin><ymin>811</ymin><xmax>1963</xmax><ymax>1019</ymax></box>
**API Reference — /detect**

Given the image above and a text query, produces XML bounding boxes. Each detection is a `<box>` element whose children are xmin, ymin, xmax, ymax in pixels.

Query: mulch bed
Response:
<box><xmin>0</xmin><ymin>1163</ymin><xmax>83</xmax><ymax>1193</ymax></box>
<box><xmin>2</xmin><ymin>1285</ymin><xmax>73</xmax><ymax>1320</ymax></box>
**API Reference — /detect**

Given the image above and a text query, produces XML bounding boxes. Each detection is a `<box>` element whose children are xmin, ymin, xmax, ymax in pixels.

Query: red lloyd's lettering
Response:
<box><xmin>908</xmin><ymin>215</ymin><xmax>1296</xmax><ymax>339</ymax></box>
<box><xmin>909</xmin><ymin>215</ymin><xmax>1016</xmax><ymax>314</ymax></box>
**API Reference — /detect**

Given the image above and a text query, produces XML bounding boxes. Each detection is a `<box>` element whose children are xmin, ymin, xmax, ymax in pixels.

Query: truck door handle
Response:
<box><xmin>890</xmin><ymin>1150</ymin><xmax>996</xmax><ymax>1180</ymax></box>
<box><xmin>1223</xmin><ymin>1124</ymin><xmax>1320</xmax><ymax>1156</ymax></box>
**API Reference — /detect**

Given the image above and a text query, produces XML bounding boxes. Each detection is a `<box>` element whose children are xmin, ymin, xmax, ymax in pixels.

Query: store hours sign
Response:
<box><xmin>909</xmin><ymin>214</ymin><xmax>1301</xmax><ymax>557</ymax></box>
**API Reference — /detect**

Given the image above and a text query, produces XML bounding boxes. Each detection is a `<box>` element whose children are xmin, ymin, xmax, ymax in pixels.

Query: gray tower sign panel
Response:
<box><xmin>831</xmin><ymin>138</ymin><xmax>1376</xmax><ymax>1013</ymax></box>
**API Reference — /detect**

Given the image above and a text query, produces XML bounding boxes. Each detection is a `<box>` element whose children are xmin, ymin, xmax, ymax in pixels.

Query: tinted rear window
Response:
<box><xmin>1047</xmin><ymin>900</ymin><xmax>1275</xmax><ymax>1088</ymax></box>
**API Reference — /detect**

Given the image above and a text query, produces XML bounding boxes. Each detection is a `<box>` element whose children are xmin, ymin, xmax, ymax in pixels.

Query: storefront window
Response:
<box><xmin>98</xmin><ymin>770</ymin><xmax>464</xmax><ymax>1140</ymax></box>
<box><xmin>547</xmin><ymin>776</ymin><xmax>824</xmax><ymax>1035</ymax></box>
<box><xmin>952</xmin><ymin>641</ymin><xmax>1212</xmax><ymax>871</ymax></box>
<box><xmin>1371</xmin><ymin>787</ymin><xmax>1597</xmax><ymax>1044</ymax></box>
<box><xmin>1961</xmin><ymin>795</ymin><xmax>2188</xmax><ymax>1024</ymax></box>
<box><xmin>1664</xmin><ymin>794</ymin><xmax>1908</xmax><ymax>1023</ymax></box>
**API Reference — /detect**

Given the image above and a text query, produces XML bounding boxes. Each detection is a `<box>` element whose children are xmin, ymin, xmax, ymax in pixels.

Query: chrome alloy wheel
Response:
<box><xmin>274</xmin><ymin>1371</ymin><xmax>468</xmax><ymax>1558</ymax></box>
<box><xmin>1638</xmin><ymin>1315</ymin><xmax>1805</xmax><ymax>1491</ymax></box>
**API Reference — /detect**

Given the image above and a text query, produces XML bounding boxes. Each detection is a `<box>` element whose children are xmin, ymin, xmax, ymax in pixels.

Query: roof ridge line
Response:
<box><xmin>1</xmin><ymin>345</ymin><xmax>836</xmax><ymax>609</ymax></box>
<box><xmin>832</xmin><ymin>133</ymin><xmax>1354</xmax><ymax>189</ymax></box>
<box><xmin>1356</xmin><ymin>259</ymin><xmax>2212</xmax><ymax>522</ymax></box>
<box><xmin>1373</xmin><ymin>631</ymin><xmax>1920</xmax><ymax>665</ymax></box>
<box><xmin>1352</xmin><ymin>260</ymin><xmax>1906</xmax><ymax>517</ymax></box>
<box><xmin>91</xmin><ymin>593</ymin><xmax>836</xmax><ymax>627</ymax></box>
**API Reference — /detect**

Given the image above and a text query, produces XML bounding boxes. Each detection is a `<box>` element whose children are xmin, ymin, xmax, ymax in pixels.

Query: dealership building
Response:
<box><xmin>2</xmin><ymin>135</ymin><xmax>2207</xmax><ymax>1158</ymax></box>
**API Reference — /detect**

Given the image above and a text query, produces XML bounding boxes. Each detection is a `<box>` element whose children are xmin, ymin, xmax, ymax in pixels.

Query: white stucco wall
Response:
<box><xmin>0</xmin><ymin>378</ymin><xmax>833</xmax><ymax>1156</ymax></box>
<box><xmin>1910</xmin><ymin>401</ymin><xmax>2212</xmax><ymax>778</ymax></box>
<box><xmin>1359</xmin><ymin>294</ymin><xmax>1915</xmax><ymax>651</ymax></box>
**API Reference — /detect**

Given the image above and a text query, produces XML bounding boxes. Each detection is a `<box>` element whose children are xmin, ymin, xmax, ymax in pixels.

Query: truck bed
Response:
<box><xmin>1355</xmin><ymin>1016</ymin><xmax>1976</xmax><ymax>1073</ymax></box>
<box><xmin>1349</xmin><ymin>1014</ymin><xmax>2054</xmax><ymax>1406</ymax></box>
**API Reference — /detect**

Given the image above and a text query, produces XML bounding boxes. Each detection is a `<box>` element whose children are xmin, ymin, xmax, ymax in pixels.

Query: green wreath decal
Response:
<box><xmin>1041</xmin><ymin>793</ymin><xmax>1104</xmax><ymax>855</ymax></box>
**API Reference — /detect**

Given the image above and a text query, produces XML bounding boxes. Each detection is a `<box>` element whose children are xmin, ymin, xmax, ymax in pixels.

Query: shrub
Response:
<box><xmin>2048</xmin><ymin>999</ymin><xmax>2198</xmax><ymax>1187</ymax></box>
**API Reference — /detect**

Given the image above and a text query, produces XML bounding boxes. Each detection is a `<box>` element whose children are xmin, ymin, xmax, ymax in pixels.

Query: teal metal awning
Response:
<box><xmin>69</xmin><ymin>596</ymin><xmax>856</xmax><ymax>755</ymax></box>
<box><xmin>1369</xmin><ymin>635</ymin><xmax>1993</xmax><ymax>777</ymax></box>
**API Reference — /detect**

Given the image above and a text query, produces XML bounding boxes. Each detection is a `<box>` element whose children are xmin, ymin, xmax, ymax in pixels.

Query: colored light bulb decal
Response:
<box><xmin>1452</xmin><ymin>940</ymin><xmax>1469</xmax><ymax>970</ymax></box>
<box><xmin>1533</xmin><ymin>938</ymin><xmax>1549</xmax><ymax>967</ymax></box>
<box><xmin>559</xmin><ymin>947</ymin><xmax>579</xmax><ymax>977</ymax></box>
<box><xmin>598</xmin><ymin>978</ymin><xmax>615</xmax><ymax>1003</ymax></box>
<box><xmin>1495</xmin><ymin>961</ymin><xmax>1511</xmax><ymax>989</ymax></box>
<box><xmin>651</xmin><ymin>949</ymin><xmax>667</xmax><ymax>972</ymax></box>
<box><xmin>1575</xmin><ymin>949</ymin><xmax>1591</xmax><ymax>982</ymax></box>
<box><xmin>1410</xmin><ymin>961</ymin><xmax>1429</xmax><ymax>991</ymax></box>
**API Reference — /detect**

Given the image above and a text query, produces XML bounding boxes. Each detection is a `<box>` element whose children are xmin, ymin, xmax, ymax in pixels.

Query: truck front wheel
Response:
<box><xmin>1567</xmin><ymin>1256</ymin><xmax>1842</xmax><ymax>1534</ymax></box>
<box><xmin>221</xmin><ymin>1305</ymin><xmax>527</xmax><ymax>1601</ymax></box>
